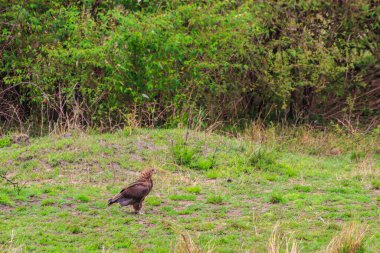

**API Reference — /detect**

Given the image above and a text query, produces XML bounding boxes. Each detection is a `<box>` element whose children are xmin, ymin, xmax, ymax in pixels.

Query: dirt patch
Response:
<box><xmin>251</xmin><ymin>203</ymin><xmax>271</xmax><ymax>213</ymax></box>
<box><xmin>130</xmin><ymin>153</ymin><xmax>144</xmax><ymax>162</ymax></box>
<box><xmin>137</xmin><ymin>220</ymin><xmax>156</xmax><ymax>228</ymax></box>
<box><xmin>227</xmin><ymin>208</ymin><xmax>242</xmax><ymax>217</ymax></box>
<box><xmin>136</xmin><ymin>140</ymin><xmax>158</xmax><ymax>151</ymax></box>
<box><xmin>173</xmin><ymin>201</ymin><xmax>194</xmax><ymax>211</ymax></box>
<box><xmin>0</xmin><ymin>204</ymin><xmax>14</xmax><ymax>211</ymax></box>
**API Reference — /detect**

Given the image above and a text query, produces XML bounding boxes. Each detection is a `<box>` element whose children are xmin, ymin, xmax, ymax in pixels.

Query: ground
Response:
<box><xmin>0</xmin><ymin>128</ymin><xmax>379</xmax><ymax>252</ymax></box>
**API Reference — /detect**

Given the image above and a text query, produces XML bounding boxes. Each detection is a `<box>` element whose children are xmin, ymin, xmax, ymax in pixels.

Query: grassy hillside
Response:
<box><xmin>0</xmin><ymin>128</ymin><xmax>379</xmax><ymax>252</ymax></box>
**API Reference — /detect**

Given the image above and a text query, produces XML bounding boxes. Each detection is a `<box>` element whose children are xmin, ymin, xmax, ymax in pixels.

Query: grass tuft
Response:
<box><xmin>172</xmin><ymin>233</ymin><xmax>213</xmax><ymax>253</ymax></box>
<box><xmin>206</xmin><ymin>195</ymin><xmax>223</xmax><ymax>205</ymax></box>
<box><xmin>326</xmin><ymin>222</ymin><xmax>368</xmax><ymax>253</ymax></box>
<box><xmin>170</xmin><ymin>194</ymin><xmax>196</xmax><ymax>201</ymax></box>
<box><xmin>269</xmin><ymin>193</ymin><xmax>284</xmax><ymax>204</ymax></box>
<box><xmin>0</xmin><ymin>231</ymin><xmax>23</xmax><ymax>253</ymax></box>
<box><xmin>267</xmin><ymin>224</ymin><xmax>299</xmax><ymax>253</ymax></box>
<box><xmin>184</xmin><ymin>186</ymin><xmax>202</xmax><ymax>194</ymax></box>
<box><xmin>76</xmin><ymin>194</ymin><xmax>90</xmax><ymax>203</ymax></box>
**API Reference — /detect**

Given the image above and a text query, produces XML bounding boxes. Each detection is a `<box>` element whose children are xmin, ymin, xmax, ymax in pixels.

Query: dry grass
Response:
<box><xmin>0</xmin><ymin>231</ymin><xmax>23</xmax><ymax>253</ymax></box>
<box><xmin>266</xmin><ymin>224</ymin><xmax>299</xmax><ymax>253</ymax></box>
<box><xmin>326</xmin><ymin>222</ymin><xmax>368</xmax><ymax>253</ymax></box>
<box><xmin>172</xmin><ymin>233</ymin><xmax>214</xmax><ymax>253</ymax></box>
<box><xmin>354</xmin><ymin>154</ymin><xmax>378</xmax><ymax>179</ymax></box>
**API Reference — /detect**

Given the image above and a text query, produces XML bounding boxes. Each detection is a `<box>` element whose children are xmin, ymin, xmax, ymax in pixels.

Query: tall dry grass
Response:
<box><xmin>171</xmin><ymin>233</ymin><xmax>214</xmax><ymax>253</ymax></box>
<box><xmin>266</xmin><ymin>224</ymin><xmax>299</xmax><ymax>253</ymax></box>
<box><xmin>326</xmin><ymin>222</ymin><xmax>368</xmax><ymax>253</ymax></box>
<box><xmin>0</xmin><ymin>231</ymin><xmax>23</xmax><ymax>253</ymax></box>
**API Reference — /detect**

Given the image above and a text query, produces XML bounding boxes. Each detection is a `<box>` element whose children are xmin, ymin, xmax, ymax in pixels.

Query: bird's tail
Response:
<box><xmin>108</xmin><ymin>193</ymin><xmax>122</xmax><ymax>207</ymax></box>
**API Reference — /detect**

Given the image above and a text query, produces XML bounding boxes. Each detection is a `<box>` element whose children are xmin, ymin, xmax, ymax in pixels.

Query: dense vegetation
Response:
<box><xmin>1</xmin><ymin>1</ymin><xmax>379</xmax><ymax>132</ymax></box>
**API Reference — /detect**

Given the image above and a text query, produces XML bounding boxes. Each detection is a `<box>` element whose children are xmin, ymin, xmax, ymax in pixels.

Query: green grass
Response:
<box><xmin>0</xmin><ymin>128</ymin><xmax>379</xmax><ymax>252</ymax></box>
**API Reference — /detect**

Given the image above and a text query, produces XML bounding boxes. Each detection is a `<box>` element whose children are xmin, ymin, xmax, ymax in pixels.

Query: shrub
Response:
<box><xmin>1</xmin><ymin>1</ymin><xmax>379</xmax><ymax>131</ymax></box>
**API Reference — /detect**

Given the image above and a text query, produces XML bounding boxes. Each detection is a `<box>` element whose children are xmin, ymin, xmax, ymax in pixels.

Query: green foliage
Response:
<box><xmin>1</xmin><ymin>1</ymin><xmax>379</xmax><ymax>130</ymax></box>
<box><xmin>0</xmin><ymin>136</ymin><xmax>11</xmax><ymax>148</ymax></box>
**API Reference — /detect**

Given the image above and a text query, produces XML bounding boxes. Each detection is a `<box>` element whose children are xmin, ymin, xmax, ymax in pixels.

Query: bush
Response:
<box><xmin>1</xmin><ymin>1</ymin><xmax>379</xmax><ymax>131</ymax></box>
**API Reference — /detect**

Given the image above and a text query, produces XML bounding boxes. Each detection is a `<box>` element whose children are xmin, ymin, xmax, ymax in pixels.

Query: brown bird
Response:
<box><xmin>108</xmin><ymin>168</ymin><xmax>156</xmax><ymax>214</ymax></box>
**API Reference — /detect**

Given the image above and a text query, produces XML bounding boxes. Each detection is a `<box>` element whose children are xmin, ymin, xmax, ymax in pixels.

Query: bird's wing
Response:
<box><xmin>119</xmin><ymin>182</ymin><xmax>150</xmax><ymax>199</ymax></box>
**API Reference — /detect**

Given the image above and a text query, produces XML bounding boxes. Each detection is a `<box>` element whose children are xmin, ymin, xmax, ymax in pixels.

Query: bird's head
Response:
<box><xmin>139</xmin><ymin>167</ymin><xmax>157</xmax><ymax>179</ymax></box>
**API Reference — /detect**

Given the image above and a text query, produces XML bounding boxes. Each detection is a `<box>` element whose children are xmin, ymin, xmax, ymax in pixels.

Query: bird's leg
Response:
<box><xmin>133</xmin><ymin>203</ymin><xmax>144</xmax><ymax>214</ymax></box>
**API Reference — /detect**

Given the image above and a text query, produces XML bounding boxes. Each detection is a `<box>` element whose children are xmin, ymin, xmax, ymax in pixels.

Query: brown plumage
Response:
<box><xmin>108</xmin><ymin>168</ymin><xmax>156</xmax><ymax>214</ymax></box>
